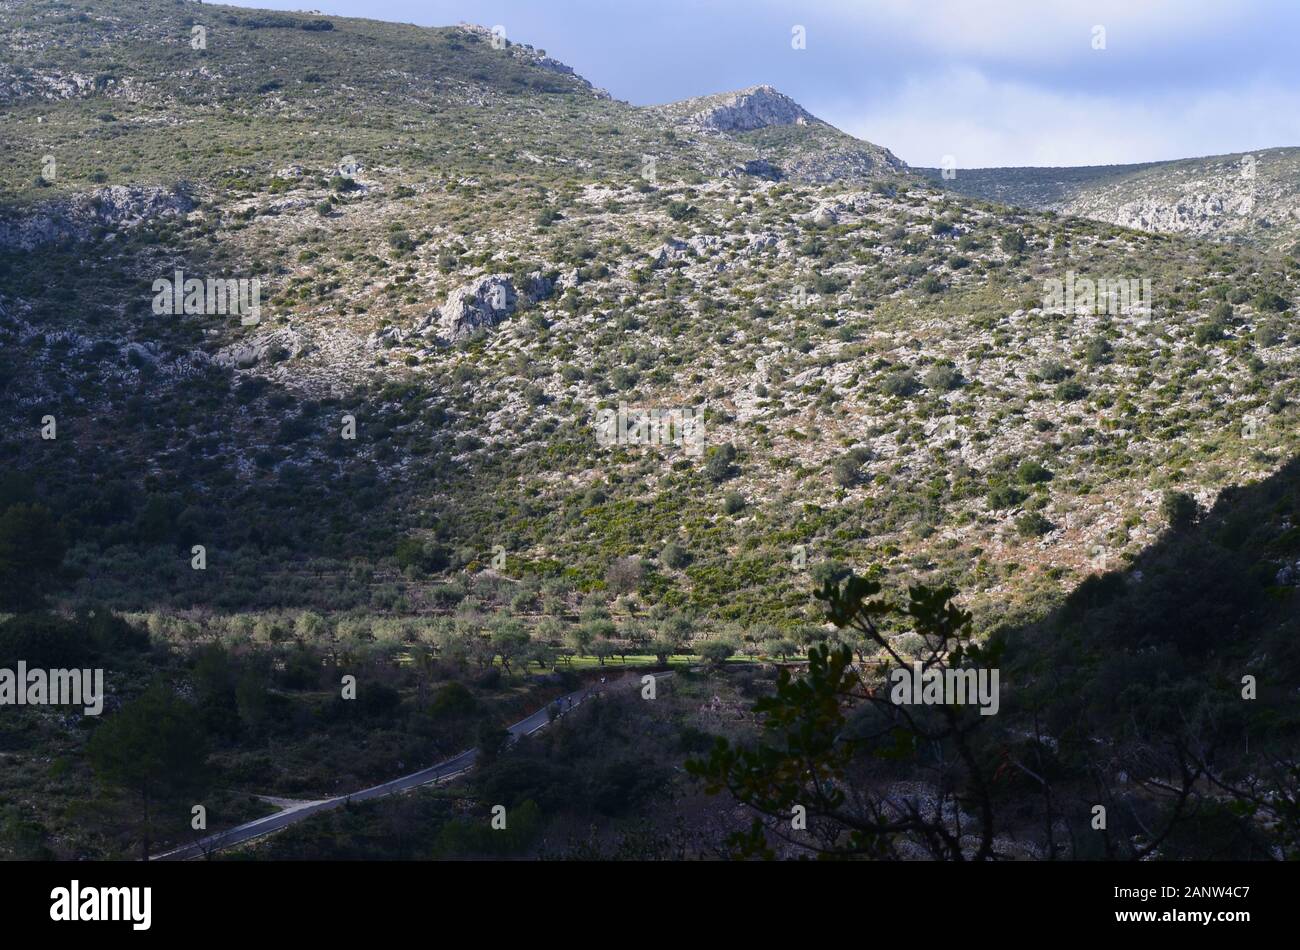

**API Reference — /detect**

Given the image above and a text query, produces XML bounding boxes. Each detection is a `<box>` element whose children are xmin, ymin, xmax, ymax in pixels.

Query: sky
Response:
<box><xmin>226</xmin><ymin>0</ymin><xmax>1300</xmax><ymax>168</ymax></box>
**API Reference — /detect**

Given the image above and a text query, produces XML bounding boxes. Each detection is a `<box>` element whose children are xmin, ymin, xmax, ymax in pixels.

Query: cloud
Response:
<box><xmin>828</xmin><ymin>68</ymin><xmax>1300</xmax><ymax>167</ymax></box>
<box><xmin>229</xmin><ymin>0</ymin><xmax>1300</xmax><ymax>167</ymax></box>
<box><xmin>805</xmin><ymin>0</ymin><xmax>1260</xmax><ymax>63</ymax></box>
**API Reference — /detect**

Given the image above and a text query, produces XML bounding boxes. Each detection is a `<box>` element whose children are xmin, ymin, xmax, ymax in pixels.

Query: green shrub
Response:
<box><xmin>1054</xmin><ymin>380</ymin><xmax>1088</xmax><ymax>401</ymax></box>
<box><xmin>0</xmin><ymin>613</ymin><xmax>95</xmax><ymax>668</ymax></box>
<box><xmin>987</xmin><ymin>484</ymin><xmax>1027</xmax><ymax>509</ymax></box>
<box><xmin>660</xmin><ymin>542</ymin><xmax>690</xmax><ymax>569</ymax></box>
<box><xmin>704</xmin><ymin>443</ymin><xmax>738</xmax><ymax>483</ymax></box>
<box><xmin>882</xmin><ymin>371</ymin><xmax>920</xmax><ymax>397</ymax></box>
<box><xmin>923</xmin><ymin>364</ymin><xmax>962</xmax><ymax>391</ymax></box>
<box><xmin>1252</xmin><ymin>290</ymin><xmax>1288</xmax><ymax>313</ymax></box>
<box><xmin>666</xmin><ymin>201</ymin><xmax>697</xmax><ymax>221</ymax></box>
<box><xmin>696</xmin><ymin>639</ymin><xmax>735</xmax><ymax>666</ymax></box>
<box><xmin>1015</xmin><ymin>512</ymin><xmax>1053</xmax><ymax>537</ymax></box>
<box><xmin>1161</xmin><ymin>490</ymin><xmax>1199</xmax><ymax>532</ymax></box>
<box><xmin>1016</xmin><ymin>460</ymin><xmax>1053</xmax><ymax>484</ymax></box>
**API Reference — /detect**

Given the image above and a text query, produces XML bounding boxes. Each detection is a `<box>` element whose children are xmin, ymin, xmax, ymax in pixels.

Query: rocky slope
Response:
<box><xmin>922</xmin><ymin>147</ymin><xmax>1300</xmax><ymax>250</ymax></box>
<box><xmin>654</xmin><ymin>84</ymin><xmax>820</xmax><ymax>132</ymax></box>
<box><xmin>3</xmin><ymin>0</ymin><xmax>1298</xmax><ymax>869</ymax></box>
<box><xmin>653</xmin><ymin>84</ymin><xmax>908</xmax><ymax>183</ymax></box>
<box><xmin>0</xmin><ymin>0</ymin><xmax>1297</xmax><ymax>634</ymax></box>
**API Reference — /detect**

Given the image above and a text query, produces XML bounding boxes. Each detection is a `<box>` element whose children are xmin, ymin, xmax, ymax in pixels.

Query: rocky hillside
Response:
<box><xmin>922</xmin><ymin>147</ymin><xmax>1300</xmax><ymax>250</ymax></box>
<box><xmin>653</xmin><ymin>84</ymin><xmax>908</xmax><ymax>183</ymax></box>
<box><xmin>0</xmin><ymin>0</ymin><xmax>1297</xmax><ymax>636</ymax></box>
<box><xmin>0</xmin><ymin>1</ymin><xmax>908</xmax><ymax>214</ymax></box>
<box><xmin>654</xmin><ymin>85</ymin><xmax>821</xmax><ymax>132</ymax></box>
<box><xmin>2</xmin><ymin>0</ymin><xmax>1300</xmax><ymax>868</ymax></box>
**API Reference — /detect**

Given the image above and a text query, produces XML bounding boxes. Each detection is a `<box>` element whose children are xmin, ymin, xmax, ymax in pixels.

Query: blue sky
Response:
<box><xmin>228</xmin><ymin>0</ymin><xmax>1300</xmax><ymax>167</ymax></box>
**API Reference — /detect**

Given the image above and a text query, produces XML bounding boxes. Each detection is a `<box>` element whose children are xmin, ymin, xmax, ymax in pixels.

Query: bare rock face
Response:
<box><xmin>687</xmin><ymin>85</ymin><xmax>816</xmax><ymax>132</ymax></box>
<box><xmin>734</xmin><ymin>159</ymin><xmax>785</xmax><ymax>181</ymax></box>
<box><xmin>0</xmin><ymin>184</ymin><xmax>195</xmax><ymax>250</ymax></box>
<box><xmin>652</xmin><ymin>85</ymin><xmax>908</xmax><ymax>184</ymax></box>
<box><xmin>930</xmin><ymin>148</ymin><xmax>1300</xmax><ymax>250</ymax></box>
<box><xmin>1078</xmin><ymin>192</ymin><xmax>1250</xmax><ymax>238</ymax></box>
<box><xmin>420</xmin><ymin>274</ymin><xmax>519</xmax><ymax>341</ymax></box>
<box><xmin>402</xmin><ymin>271</ymin><xmax>554</xmax><ymax>344</ymax></box>
<box><xmin>0</xmin><ymin>66</ymin><xmax>97</xmax><ymax>101</ymax></box>
<box><xmin>650</xmin><ymin>238</ymin><xmax>691</xmax><ymax>267</ymax></box>
<box><xmin>213</xmin><ymin>329</ymin><xmax>304</xmax><ymax>369</ymax></box>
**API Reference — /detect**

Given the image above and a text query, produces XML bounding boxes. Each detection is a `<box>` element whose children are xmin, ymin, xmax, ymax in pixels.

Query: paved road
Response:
<box><xmin>152</xmin><ymin>670</ymin><xmax>669</xmax><ymax>861</ymax></box>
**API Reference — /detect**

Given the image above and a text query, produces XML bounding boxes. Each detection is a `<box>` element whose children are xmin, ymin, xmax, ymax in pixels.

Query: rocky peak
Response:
<box><xmin>667</xmin><ymin>85</ymin><xmax>820</xmax><ymax>132</ymax></box>
<box><xmin>454</xmin><ymin>23</ymin><xmax>611</xmax><ymax>98</ymax></box>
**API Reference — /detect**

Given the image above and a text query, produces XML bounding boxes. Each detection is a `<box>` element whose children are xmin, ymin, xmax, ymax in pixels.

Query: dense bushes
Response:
<box><xmin>0</xmin><ymin>609</ymin><xmax>147</xmax><ymax>667</ymax></box>
<box><xmin>1160</xmin><ymin>490</ymin><xmax>1199</xmax><ymax>532</ymax></box>
<box><xmin>0</xmin><ymin>613</ymin><xmax>94</xmax><ymax>667</ymax></box>
<box><xmin>0</xmin><ymin>504</ymin><xmax>65</xmax><ymax>611</ymax></box>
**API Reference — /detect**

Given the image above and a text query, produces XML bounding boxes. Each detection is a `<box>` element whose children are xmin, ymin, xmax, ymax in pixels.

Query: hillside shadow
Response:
<box><xmin>999</xmin><ymin>453</ymin><xmax>1300</xmax><ymax>751</ymax></box>
<box><xmin>0</xmin><ymin>221</ymin><xmax>437</xmax><ymax>613</ymax></box>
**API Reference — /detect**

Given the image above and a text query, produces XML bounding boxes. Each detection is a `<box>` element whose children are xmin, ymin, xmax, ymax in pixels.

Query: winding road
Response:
<box><xmin>152</xmin><ymin>670</ymin><xmax>669</xmax><ymax>860</ymax></box>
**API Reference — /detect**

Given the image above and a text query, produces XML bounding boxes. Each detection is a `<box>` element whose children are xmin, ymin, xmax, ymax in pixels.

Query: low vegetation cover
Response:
<box><xmin>0</xmin><ymin>0</ymin><xmax>1296</xmax><ymax>862</ymax></box>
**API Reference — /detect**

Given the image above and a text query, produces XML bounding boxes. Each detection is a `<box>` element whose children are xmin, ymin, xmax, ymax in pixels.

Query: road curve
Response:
<box><xmin>153</xmin><ymin>670</ymin><xmax>670</xmax><ymax>860</ymax></box>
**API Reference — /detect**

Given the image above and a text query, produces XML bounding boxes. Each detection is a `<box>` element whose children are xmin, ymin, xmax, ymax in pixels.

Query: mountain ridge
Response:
<box><xmin>922</xmin><ymin>145</ymin><xmax>1300</xmax><ymax>250</ymax></box>
<box><xmin>1</xmin><ymin>0</ymin><xmax>1299</xmax><ymax>865</ymax></box>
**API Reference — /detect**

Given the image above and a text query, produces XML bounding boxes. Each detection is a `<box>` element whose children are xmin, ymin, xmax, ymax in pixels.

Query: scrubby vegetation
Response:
<box><xmin>0</xmin><ymin>0</ymin><xmax>1297</xmax><ymax>862</ymax></box>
